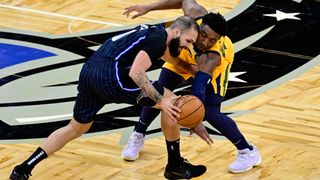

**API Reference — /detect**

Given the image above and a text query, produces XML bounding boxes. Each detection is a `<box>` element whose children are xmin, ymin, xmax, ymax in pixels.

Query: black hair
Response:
<box><xmin>202</xmin><ymin>12</ymin><xmax>227</xmax><ymax>36</ymax></box>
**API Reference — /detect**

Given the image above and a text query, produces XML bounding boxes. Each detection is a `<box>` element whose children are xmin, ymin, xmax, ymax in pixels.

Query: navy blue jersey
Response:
<box><xmin>74</xmin><ymin>24</ymin><xmax>168</xmax><ymax>122</ymax></box>
<box><xmin>87</xmin><ymin>24</ymin><xmax>167</xmax><ymax>89</ymax></box>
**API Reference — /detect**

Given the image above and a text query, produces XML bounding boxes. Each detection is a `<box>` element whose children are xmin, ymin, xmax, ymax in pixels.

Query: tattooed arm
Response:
<box><xmin>129</xmin><ymin>50</ymin><xmax>180</xmax><ymax>120</ymax></box>
<box><xmin>129</xmin><ymin>50</ymin><xmax>162</xmax><ymax>103</ymax></box>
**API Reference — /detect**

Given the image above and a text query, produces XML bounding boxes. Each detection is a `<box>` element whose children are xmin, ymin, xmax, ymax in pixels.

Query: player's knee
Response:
<box><xmin>161</xmin><ymin>112</ymin><xmax>178</xmax><ymax>128</ymax></box>
<box><xmin>68</xmin><ymin>118</ymin><xmax>92</xmax><ymax>137</ymax></box>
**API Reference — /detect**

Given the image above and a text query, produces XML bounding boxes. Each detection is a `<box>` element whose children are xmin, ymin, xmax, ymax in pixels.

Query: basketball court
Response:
<box><xmin>0</xmin><ymin>0</ymin><xmax>319</xmax><ymax>179</ymax></box>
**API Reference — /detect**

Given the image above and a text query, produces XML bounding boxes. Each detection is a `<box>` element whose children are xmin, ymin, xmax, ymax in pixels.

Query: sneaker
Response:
<box><xmin>229</xmin><ymin>144</ymin><xmax>262</xmax><ymax>173</ymax></box>
<box><xmin>9</xmin><ymin>165</ymin><xmax>31</xmax><ymax>180</ymax></box>
<box><xmin>164</xmin><ymin>159</ymin><xmax>206</xmax><ymax>179</ymax></box>
<box><xmin>121</xmin><ymin>132</ymin><xmax>144</xmax><ymax>161</ymax></box>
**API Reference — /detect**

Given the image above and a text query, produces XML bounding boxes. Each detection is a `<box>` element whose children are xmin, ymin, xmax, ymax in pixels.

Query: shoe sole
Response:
<box><xmin>121</xmin><ymin>154</ymin><xmax>139</xmax><ymax>161</ymax></box>
<box><xmin>229</xmin><ymin>157</ymin><xmax>262</xmax><ymax>173</ymax></box>
<box><xmin>164</xmin><ymin>172</ymin><xmax>192</xmax><ymax>180</ymax></box>
<box><xmin>121</xmin><ymin>147</ymin><xmax>144</xmax><ymax>161</ymax></box>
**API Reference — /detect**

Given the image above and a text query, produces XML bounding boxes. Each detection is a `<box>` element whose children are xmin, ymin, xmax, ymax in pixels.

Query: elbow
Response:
<box><xmin>129</xmin><ymin>70</ymin><xmax>137</xmax><ymax>81</ymax></box>
<box><xmin>183</xmin><ymin>6</ymin><xmax>207</xmax><ymax>18</ymax></box>
<box><xmin>129</xmin><ymin>69</ymin><xmax>143</xmax><ymax>83</ymax></box>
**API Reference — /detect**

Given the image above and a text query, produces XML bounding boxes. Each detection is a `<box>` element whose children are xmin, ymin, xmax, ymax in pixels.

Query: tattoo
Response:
<box><xmin>134</xmin><ymin>71</ymin><xmax>162</xmax><ymax>103</ymax></box>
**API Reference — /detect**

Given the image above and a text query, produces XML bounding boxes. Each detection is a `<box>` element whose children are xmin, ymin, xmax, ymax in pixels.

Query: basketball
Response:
<box><xmin>174</xmin><ymin>95</ymin><xmax>205</xmax><ymax>128</ymax></box>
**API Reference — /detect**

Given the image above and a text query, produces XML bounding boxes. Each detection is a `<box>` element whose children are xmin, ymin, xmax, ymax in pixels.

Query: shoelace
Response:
<box><xmin>237</xmin><ymin>152</ymin><xmax>250</xmax><ymax>162</ymax></box>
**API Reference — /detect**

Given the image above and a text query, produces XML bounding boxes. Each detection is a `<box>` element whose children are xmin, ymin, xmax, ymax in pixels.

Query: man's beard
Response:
<box><xmin>168</xmin><ymin>36</ymin><xmax>181</xmax><ymax>57</ymax></box>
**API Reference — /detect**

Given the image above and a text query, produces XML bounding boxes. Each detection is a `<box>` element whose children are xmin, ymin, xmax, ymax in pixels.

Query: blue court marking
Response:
<box><xmin>0</xmin><ymin>43</ymin><xmax>56</xmax><ymax>69</ymax></box>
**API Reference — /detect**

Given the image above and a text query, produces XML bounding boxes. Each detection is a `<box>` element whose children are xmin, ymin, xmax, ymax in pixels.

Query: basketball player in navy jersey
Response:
<box><xmin>9</xmin><ymin>16</ymin><xmax>205</xmax><ymax>180</ymax></box>
<box><xmin>122</xmin><ymin>0</ymin><xmax>262</xmax><ymax>178</ymax></box>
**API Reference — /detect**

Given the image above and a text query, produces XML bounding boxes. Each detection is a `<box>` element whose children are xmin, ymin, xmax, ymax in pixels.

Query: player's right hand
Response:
<box><xmin>190</xmin><ymin>122</ymin><xmax>214</xmax><ymax>145</ymax></box>
<box><xmin>159</xmin><ymin>95</ymin><xmax>181</xmax><ymax>122</ymax></box>
<box><xmin>123</xmin><ymin>5</ymin><xmax>149</xmax><ymax>19</ymax></box>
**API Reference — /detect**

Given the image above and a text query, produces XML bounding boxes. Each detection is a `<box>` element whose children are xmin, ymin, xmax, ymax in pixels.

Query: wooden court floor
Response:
<box><xmin>0</xmin><ymin>0</ymin><xmax>319</xmax><ymax>179</ymax></box>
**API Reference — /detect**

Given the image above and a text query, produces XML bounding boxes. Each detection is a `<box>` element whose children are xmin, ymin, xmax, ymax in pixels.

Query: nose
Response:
<box><xmin>186</xmin><ymin>42</ymin><xmax>193</xmax><ymax>49</ymax></box>
<box><xmin>202</xmin><ymin>38</ymin><xmax>209</xmax><ymax>47</ymax></box>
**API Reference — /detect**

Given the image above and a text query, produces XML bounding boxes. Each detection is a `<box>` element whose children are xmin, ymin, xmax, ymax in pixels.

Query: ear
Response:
<box><xmin>174</xmin><ymin>28</ymin><xmax>181</xmax><ymax>38</ymax></box>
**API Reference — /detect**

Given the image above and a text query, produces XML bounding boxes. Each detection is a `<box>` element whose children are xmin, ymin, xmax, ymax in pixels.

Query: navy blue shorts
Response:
<box><xmin>73</xmin><ymin>60</ymin><xmax>162</xmax><ymax>123</ymax></box>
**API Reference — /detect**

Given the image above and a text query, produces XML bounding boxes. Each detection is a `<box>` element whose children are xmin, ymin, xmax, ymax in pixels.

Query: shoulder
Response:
<box><xmin>147</xmin><ymin>25</ymin><xmax>167</xmax><ymax>40</ymax></box>
<box><xmin>222</xmin><ymin>36</ymin><xmax>233</xmax><ymax>45</ymax></box>
<box><xmin>144</xmin><ymin>25</ymin><xmax>167</xmax><ymax>49</ymax></box>
<box><xmin>221</xmin><ymin>36</ymin><xmax>234</xmax><ymax>52</ymax></box>
<box><xmin>209</xmin><ymin>36</ymin><xmax>233</xmax><ymax>50</ymax></box>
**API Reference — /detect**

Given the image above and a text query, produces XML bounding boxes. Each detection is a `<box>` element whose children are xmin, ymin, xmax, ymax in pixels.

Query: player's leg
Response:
<box><xmin>121</xmin><ymin>68</ymin><xmax>184</xmax><ymax>161</ymax></box>
<box><xmin>204</xmin><ymin>86</ymin><xmax>261</xmax><ymax>173</ymax></box>
<box><xmin>10</xmin><ymin>63</ymin><xmax>106</xmax><ymax>180</ymax></box>
<box><xmin>41</xmin><ymin>119</ymin><xmax>93</xmax><ymax>155</ymax></box>
<box><xmin>135</xmin><ymin>68</ymin><xmax>184</xmax><ymax>135</ymax></box>
<box><xmin>10</xmin><ymin>119</ymin><xmax>93</xmax><ymax>180</ymax></box>
<box><xmin>161</xmin><ymin>109</ymin><xmax>206</xmax><ymax>179</ymax></box>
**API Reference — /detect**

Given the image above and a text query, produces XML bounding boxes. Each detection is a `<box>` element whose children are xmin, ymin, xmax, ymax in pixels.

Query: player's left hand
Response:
<box><xmin>190</xmin><ymin>122</ymin><xmax>214</xmax><ymax>145</ymax></box>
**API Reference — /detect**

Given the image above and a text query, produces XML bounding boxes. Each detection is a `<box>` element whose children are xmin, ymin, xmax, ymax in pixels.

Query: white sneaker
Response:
<box><xmin>229</xmin><ymin>144</ymin><xmax>262</xmax><ymax>173</ymax></box>
<box><xmin>121</xmin><ymin>132</ymin><xmax>144</xmax><ymax>161</ymax></box>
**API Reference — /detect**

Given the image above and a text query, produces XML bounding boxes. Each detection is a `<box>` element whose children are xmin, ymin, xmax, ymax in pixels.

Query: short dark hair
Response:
<box><xmin>170</xmin><ymin>16</ymin><xmax>199</xmax><ymax>33</ymax></box>
<box><xmin>202</xmin><ymin>12</ymin><xmax>227</xmax><ymax>36</ymax></box>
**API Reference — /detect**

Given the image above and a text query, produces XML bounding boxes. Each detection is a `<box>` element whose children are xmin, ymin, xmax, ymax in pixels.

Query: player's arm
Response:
<box><xmin>123</xmin><ymin>0</ymin><xmax>183</xmax><ymax>19</ymax></box>
<box><xmin>161</xmin><ymin>47</ymin><xmax>199</xmax><ymax>75</ymax></box>
<box><xmin>182</xmin><ymin>0</ymin><xmax>208</xmax><ymax>18</ymax></box>
<box><xmin>129</xmin><ymin>29</ymin><xmax>168</xmax><ymax>105</ymax></box>
<box><xmin>123</xmin><ymin>0</ymin><xmax>207</xmax><ymax>19</ymax></box>
<box><xmin>129</xmin><ymin>51</ymin><xmax>162</xmax><ymax>104</ymax></box>
<box><xmin>196</xmin><ymin>51</ymin><xmax>221</xmax><ymax>75</ymax></box>
<box><xmin>129</xmin><ymin>50</ymin><xmax>180</xmax><ymax>121</ymax></box>
<box><xmin>191</xmin><ymin>52</ymin><xmax>220</xmax><ymax>102</ymax></box>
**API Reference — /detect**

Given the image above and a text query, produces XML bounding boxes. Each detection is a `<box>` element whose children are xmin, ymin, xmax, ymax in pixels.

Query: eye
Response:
<box><xmin>201</xmin><ymin>31</ymin><xmax>207</xmax><ymax>38</ymax></box>
<box><xmin>187</xmin><ymin>40</ymin><xmax>193</xmax><ymax>43</ymax></box>
<box><xmin>210</xmin><ymin>39</ymin><xmax>216</xmax><ymax>44</ymax></box>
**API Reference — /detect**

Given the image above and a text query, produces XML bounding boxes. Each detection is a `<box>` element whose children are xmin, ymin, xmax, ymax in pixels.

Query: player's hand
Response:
<box><xmin>159</xmin><ymin>95</ymin><xmax>181</xmax><ymax>122</ymax></box>
<box><xmin>123</xmin><ymin>5</ymin><xmax>149</xmax><ymax>19</ymax></box>
<box><xmin>190</xmin><ymin>122</ymin><xmax>214</xmax><ymax>145</ymax></box>
<box><xmin>189</xmin><ymin>64</ymin><xmax>199</xmax><ymax>75</ymax></box>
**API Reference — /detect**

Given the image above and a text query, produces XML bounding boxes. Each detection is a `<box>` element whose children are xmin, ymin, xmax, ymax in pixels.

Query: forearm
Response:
<box><xmin>132</xmin><ymin>70</ymin><xmax>162</xmax><ymax>104</ymax></box>
<box><xmin>146</xmin><ymin>0</ymin><xmax>183</xmax><ymax>12</ymax></box>
<box><xmin>175</xmin><ymin>59</ymin><xmax>199</xmax><ymax>75</ymax></box>
<box><xmin>182</xmin><ymin>0</ymin><xmax>208</xmax><ymax>18</ymax></box>
<box><xmin>162</xmin><ymin>49</ymin><xmax>198</xmax><ymax>75</ymax></box>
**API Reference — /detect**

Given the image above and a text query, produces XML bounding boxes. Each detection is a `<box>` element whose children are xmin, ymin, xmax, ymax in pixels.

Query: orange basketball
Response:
<box><xmin>174</xmin><ymin>95</ymin><xmax>205</xmax><ymax>128</ymax></box>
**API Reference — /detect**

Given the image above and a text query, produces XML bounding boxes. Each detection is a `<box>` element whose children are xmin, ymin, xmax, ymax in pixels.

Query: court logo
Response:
<box><xmin>0</xmin><ymin>0</ymin><xmax>318</xmax><ymax>141</ymax></box>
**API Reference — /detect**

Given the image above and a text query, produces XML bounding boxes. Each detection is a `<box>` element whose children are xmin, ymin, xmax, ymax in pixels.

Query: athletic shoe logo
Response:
<box><xmin>170</xmin><ymin>170</ymin><xmax>191</xmax><ymax>178</ymax></box>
